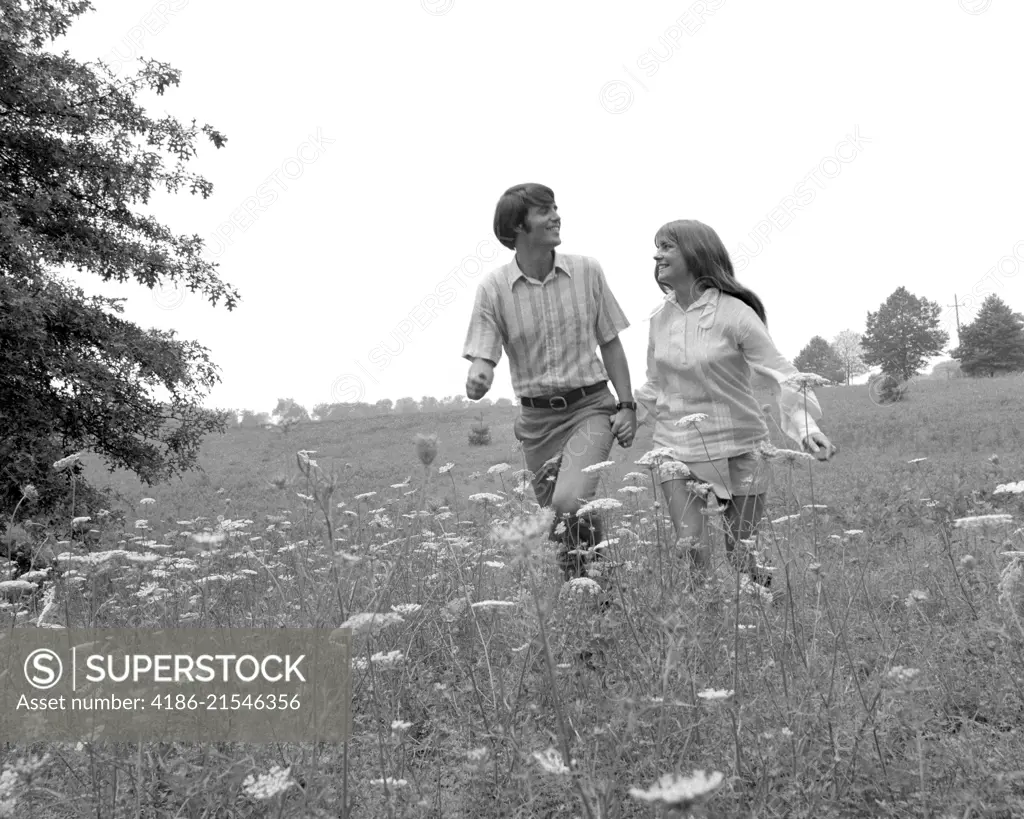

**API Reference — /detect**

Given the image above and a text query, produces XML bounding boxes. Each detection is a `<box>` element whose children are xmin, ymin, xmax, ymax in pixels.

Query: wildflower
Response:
<box><xmin>72</xmin><ymin>516</ymin><xmax>91</xmax><ymax>526</ymax></box>
<box><xmin>755</xmin><ymin>441</ymin><xmax>780</xmax><ymax>461</ymax></box>
<box><xmin>622</xmin><ymin>471</ymin><xmax>647</xmax><ymax>483</ymax></box>
<box><xmin>674</xmin><ymin>412</ymin><xmax>709</xmax><ymax>428</ymax></box>
<box><xmin>370</xmin><ymin>649</ymin><xmax>405</xmax><ymax>668</ymax></box>
<box><xmin>139</xmin><ymin>497</ymin><xmax>156</xmax><ymax>505</ymax></box>
<box><xmin>905</xmin><ymin>589</ymin><xmax>929</xmax><ymax>607</ymax></box>
<box><xmin>618</xmin><ymin>486</ymin><xmax>646</xmax><ymax>495</ymax></box>
<box><xmin>337</xmin><ymin>611</ymin><xmax>404</xmax><ymax>635</ymax></box>
<box><xmin>483</xmin><ymin>560</ymin><xmax>505</xmax><ymax>569</ymax></box>
<box><xmin>532</xmin><ymin>748</ymin><xmax>571</xmax><ymax>776</ymax></box>
<box><xmin>390</xmin><ymin>603</ymin><xmax>422</xmax><ymax>616</ymax></box>
<box><xmin>391</xmin><ymin>719</ymin><xmax>413</xmax><ymax>734</ymax></box>
<box><xmin>998</xmin><ymin>556</ymin><xmax>1022</xmax><ymax>609</ymax></box>
<box><xmin>242</xmin><ymin>766</ymin><xmax>293</xmax><ymax>800</ymax></box>
<box><xmin>803</xmin><ymin>504</ymin><xmax>828</xmax><ymax>510</ymax></box>
<box><xmin>415</xmin><ymin>433</ymin><xmax>439</xmax><ymax>467</ymax></box>
<box><xmin>581</xmin><ymin>460</ymin><xmax>615</xmax><ymax>474</ymax></box>
<box><xmin>697</xmin><ymin>688</ymin><xmax>734</xmax><ymax>701</ymax></box>
<box><xmin>471</xmin><ymin>600</ymin><xmax>516</xmax><ymax>610</ymax></box>
<box><xmin>954</xmin><ymin>514</ymin><xmax>1013</xmax><ymax>529</ymax></box>
<box><xmin>785</xmin><ymin>372</ymin><xmax>831</xmax><ymax>388</ymax></box>
<box><xmin>390</xmin><ymin>477</ymin><xmax>411</xmax><ymax>489</ymax></box>
<box><xmin>567</xmin><ymin>577</ymin><xmax>601</xmax><ymax>596</ymax></box>
<box><xmin>438</xmin><ymin>462</ymin><xmax>455</xmax><ymax>474</ymax></box>
<box><xmin>370</xmin><ymin>777</ymin><xmax>408</xmax><ymax>787</ymax></box>
<box><xmin>469</xmin><ymin>492</ymin><xmax>504</xmax><ymax>504</ymax></box>
<box><xmin>466</xmin><ymin>747</ymin><xmax>489</xmax><ymax>764</ymax></box>
<box><xmin>994</xmin><ymin>481</ymin><xmax>1024</xmax><ymax>495</ymax></box>
<box><xmin>487</xmin><ymin>463</ymin><xmax>511</xmax><ymax>475</ymax></box>
<box><xmin>629</xmin><ymin>770</ymin><xmax>725</xmax><ymax>808</ymax></box>
<box><xmin>53</xmin><ymin>453</ymin><xmax>83</xmax><ymax>472</ymax></box>
<box><xmin>354</xmin><ymin>491</ymin><xmax>377</xmax><ymax>501</ymax></box>
<box><xmin>960</xmin><ymin>554</ymin><xmax>977</xmax><ymax>570</ymax></box>
<box><xmin>0</xmin><ymin>580</ymin><xmax>35</xmax><ymax>595</ymax></box>
<box><xmin>844</xmin><ymin>529</ymin><xmax>864</xmax><ymax>536</ymax></box>
<box><xmin>21</xmin><ymin>484</ymin><xmax>38</xmax><ymax>502</ymax></box>
<box><xmin>780</xmin><ymin>727</ymin><xmax>794</xmax><ymax>737</ymax></box>
<box><xmin>467</xmin><ymin>471</ymin><xmax>482</xmax><ymax>480</ymax></box>
<box><xmin>907</xmin><ymin>457</ymin><xmax>928</xmax><ymax>465</ymax></box>
<box><xmin>577</xmin><ymin>497</ymin><xmax>622</xmax><ymax>516</ymax></box>
<box><xmin>635</xmin><ymin>447</ymin><xmax>676</xmax><ymax>467</ymax></box>
<box><xmin>191</xmin><ymin>531</ymin><xmax>225</xmax><ymax>545</ymax></box>
<box><xmin>659</xmin><ymin>460</ymin><xmax>692</xmax><ymax>479</ymax></box>
<box><xmin>989</xmin><ymin>453</ymin><xmax>1000</xmax><ymax>465</ymax></box>
<box><xmin>886</xmin><ymin>666</ymin><xmax>921</xmax><ymax>685</ymax></box>
<box><xmin>774</xmin><ymin>448</ymin><xmax>816</xmax><ymax>464</ymax></box>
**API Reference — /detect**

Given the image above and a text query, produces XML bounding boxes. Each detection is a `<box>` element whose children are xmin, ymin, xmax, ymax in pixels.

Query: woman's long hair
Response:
<box><xmin>654</xmin><ymin>220</ymin><xmax>767</xmax><ymax>325</ymax></box>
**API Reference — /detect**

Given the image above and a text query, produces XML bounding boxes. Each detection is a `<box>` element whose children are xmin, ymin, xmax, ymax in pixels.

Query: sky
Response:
<box><xmin>53</xmin><ymin>0</ymin><xmax>1024</xmax><ymax>412</ymax></box>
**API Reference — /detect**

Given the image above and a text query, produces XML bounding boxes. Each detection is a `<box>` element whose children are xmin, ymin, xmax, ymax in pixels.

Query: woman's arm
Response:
<box><xmin>735</xmin><ymin>305</ymin><xmax>825</xmax><ymax>447</ymax></box>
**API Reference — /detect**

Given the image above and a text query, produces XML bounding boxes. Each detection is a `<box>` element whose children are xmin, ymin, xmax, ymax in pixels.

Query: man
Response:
<box><xmin>462</xmin><ymin>183</ymin><xmax>637</xmax><ymax>579</ymax></box>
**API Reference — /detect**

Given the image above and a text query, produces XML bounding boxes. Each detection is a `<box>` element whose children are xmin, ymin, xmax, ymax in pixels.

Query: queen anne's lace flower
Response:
<box><xmin>577</xmin><ymin>498</ymin><xmax>622</xmax><ymax>516</ymax></box>
<box><xmin>242</xmin><ymin>766</ymin><xmax>293</xmax><ymax>800</ymax></box>
<box><xmin>629</xmin><ymin>770</ymin><xmax>724</xmax><ymax>808</ymax></box>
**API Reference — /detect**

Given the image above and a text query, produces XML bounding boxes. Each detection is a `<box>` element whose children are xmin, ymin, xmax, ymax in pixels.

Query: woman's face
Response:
<box><xmin>654</xmin><ymin>235</ymin><xmax>690</xmax><ymax>290</ymax></box>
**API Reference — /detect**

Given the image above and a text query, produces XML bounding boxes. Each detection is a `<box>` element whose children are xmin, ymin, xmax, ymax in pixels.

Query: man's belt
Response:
<box><xmin>520</xmin><ymin>381</ymin><xmax>607</xmax><ymax>410</ymax></box>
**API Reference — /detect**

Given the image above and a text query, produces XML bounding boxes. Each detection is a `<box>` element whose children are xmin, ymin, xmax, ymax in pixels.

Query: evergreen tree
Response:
<box><xmin>952</xmin><ymin>294</ymin><xmax>1024</xmax><ymax>377</ymax></box>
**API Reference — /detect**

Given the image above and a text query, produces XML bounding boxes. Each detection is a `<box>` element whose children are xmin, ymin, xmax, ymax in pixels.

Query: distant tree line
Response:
<box><xmin>789</xmin><ymin>289</ymin><xmax>1024</xmax><ymax>390</ymax></box>
<box><xmin>229</xmin><ymin>395</ymin><xmax>516</xmax><ymax>426</ymax></box>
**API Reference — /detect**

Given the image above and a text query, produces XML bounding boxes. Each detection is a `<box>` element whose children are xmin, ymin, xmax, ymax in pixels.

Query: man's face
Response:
<box><xmin>517</xmin><ymin>203</ymin><xmax>561</xmax><ymax>249</ymax></box>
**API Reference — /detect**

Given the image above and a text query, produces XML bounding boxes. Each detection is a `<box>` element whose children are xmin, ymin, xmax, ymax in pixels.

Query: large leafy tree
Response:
<box><xmin>1</xmin><ymin>1</ymin><xmax>237</xmax><ymax>519</ymax></box>
<box><xmin>793</xmin><ymin>336</ymin><xmax>845</xmax><ymax>384</ymax></box>
<box><xmin>952</xmin><ymin>294</ymin><xmax>1024</xmax><ymax>377</ymax></box>
<box><xmin>861</xmin><ymin>287</ymin><xmax>947</xmax><ymax>382</ymax></box>
<box><xmin>831</xmin><ymin>329</ymin><xmax>869</xmax><ymax>385</ymax></box>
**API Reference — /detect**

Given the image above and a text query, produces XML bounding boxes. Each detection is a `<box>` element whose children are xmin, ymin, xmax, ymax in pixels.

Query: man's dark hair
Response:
<box><xmin>493</xmin><ymin>183</ymin><xmax>556</xmax><ymax>250</ymax></box>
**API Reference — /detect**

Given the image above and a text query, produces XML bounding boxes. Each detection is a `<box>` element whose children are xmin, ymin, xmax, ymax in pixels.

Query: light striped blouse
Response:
<box><xmin>635</xmin><ymin>288</ymin><xmax>823</xmax><ymax>461</ymax></box>
<box><xmin>462</xmin><ymin>253</ymin><xmax>630</xmax><ymax>398</ymax></box>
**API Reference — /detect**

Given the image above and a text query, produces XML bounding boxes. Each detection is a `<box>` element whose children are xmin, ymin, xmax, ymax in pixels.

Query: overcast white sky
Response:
<box><xmin>56</xmin><ymin>0</ymin><xmax>1023</xmax><ymax>411</ymax></box>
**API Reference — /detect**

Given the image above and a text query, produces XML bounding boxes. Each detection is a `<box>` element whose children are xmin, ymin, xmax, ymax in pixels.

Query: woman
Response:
<box><xmin>634</xmin><ymin>220</ymin><xmax>837</xmax><ymax>586</ymax></box>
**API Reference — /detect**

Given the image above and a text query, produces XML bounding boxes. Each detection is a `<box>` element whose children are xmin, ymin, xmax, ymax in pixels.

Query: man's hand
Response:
<box><xmin>611</xmin><ymin>408</ymin><xmax>637</xmax><ymax>448</ymax></box>
<box><xmin>466</xmin><ymin>358</ymin><xmax>494</xmax><ymax>401</ymax></box>
<box><xmin>803</xmin><ymin>432</ymin><xmax>838</xmax><ymax>461</ymax></box>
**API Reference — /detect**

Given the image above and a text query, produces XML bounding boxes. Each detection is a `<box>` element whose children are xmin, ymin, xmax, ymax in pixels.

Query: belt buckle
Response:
<box><xmin>549</xmin><ymin>395</ymin><xmax>568</xmax><ymax>410</ymax></box>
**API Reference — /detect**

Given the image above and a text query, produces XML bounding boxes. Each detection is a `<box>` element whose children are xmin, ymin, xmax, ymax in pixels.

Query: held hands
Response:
<box><xmin>803</xmin><ymin>432</ymin><xmax>838</xmax><ymax>461</ymax></box>
<box><xmin>466</xmin><ymin>359</ymin><xmax>494</xmax><ymax>401</ymax></box>
<box><xmin>611</xmin><ymin>408</ymin><xmax>637</xmax><ymax>448</ymax></box>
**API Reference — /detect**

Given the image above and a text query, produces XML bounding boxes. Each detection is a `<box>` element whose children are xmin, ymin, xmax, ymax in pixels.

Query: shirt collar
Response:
<box><xmin>664</xmin><ymin>287</ymin><xmax>719</xmax><ymax>312</ymax></box>
<box><xmin>506</xmin><ymin>252</ymin><xmax>571</xmax><ymax>287</ymax></box>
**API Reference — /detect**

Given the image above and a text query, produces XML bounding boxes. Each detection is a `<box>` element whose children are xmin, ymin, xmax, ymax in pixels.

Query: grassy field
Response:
<box><xmin>3</xmin><ymin>375</ymin><xmax>1024</xmax><ymax>818</ymax></box>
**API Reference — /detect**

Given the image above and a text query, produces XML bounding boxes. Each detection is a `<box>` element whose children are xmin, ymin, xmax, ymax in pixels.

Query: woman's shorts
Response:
<box><xmin>659</xmin><ymin>451</ymin><xmax>771</xmax><ymax>502</ymax></box>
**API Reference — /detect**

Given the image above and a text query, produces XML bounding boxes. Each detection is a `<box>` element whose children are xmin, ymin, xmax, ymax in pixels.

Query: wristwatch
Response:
<box><xmin>616</xmin><ymin>401</ymin><xmax>638</xmax><ymax>411</ymax></box>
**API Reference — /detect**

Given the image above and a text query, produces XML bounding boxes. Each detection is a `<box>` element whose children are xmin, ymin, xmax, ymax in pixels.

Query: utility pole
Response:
<box><xmin>947</xmin><ymin>293</ymin><xmax>967</xmax><ymax>348</ymax></box>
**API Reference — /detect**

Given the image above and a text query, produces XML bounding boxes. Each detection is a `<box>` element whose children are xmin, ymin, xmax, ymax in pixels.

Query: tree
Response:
<box><xmin>793</xmin><ymin>336</ymin><xmax>844</xmax><ymax>384</ymax></box>
<box><xmin>238</xmin><ymin>410</ymin><xmax>270</xmax><ymax>427</ymax></box>
<box><xmin>272</xmin><ymin>398</ymin><xmax>309</xmax><ymax>424</ymax></box>
<box><xmin>831</xmin><ymin>330</ymin><xmax>869</xmax><ymax>385</ymax></box>
<box><xmin>442</xmin><ymin>395</ymin><xmax>467</xmax><ymax>410</ymax></box>
<box><xmin>374</xmin><ymin>398</ymin><xmax>393</xmax><ymax>414</ymax></box>
<box><xmin>420</xmin><ymin>396</ymin><xmax>440</xmax><ymax>412</ymax></box>
<box><xmin>495</xmin><ymin>397</ymin><xmax>514</xmax><ymax>408</ymax></box>
<box><xmin>0</xmin><ymin>2</ymin><xmax>236</xmax><ymax>519</ymax></box>
<box><xmin>861</xmin><ymin>287</ymin><xmax>948</xmax><ymax>382</ymax></box>
<box><xmin>395</xmin><ymin>397</ymin><xmax>419</xmax><ymax>414</ymax></box>
<box><xmin>952</xmin><ymin>294</ymin><xmax>1024</xmax><ymax>377</ymax></box>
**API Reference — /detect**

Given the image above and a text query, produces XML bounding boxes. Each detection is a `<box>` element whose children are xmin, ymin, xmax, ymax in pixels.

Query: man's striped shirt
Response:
<box><xmin>462</xmin><ymin>252</ymin><xmax>629</xmax><ymax>398</ymax></box>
